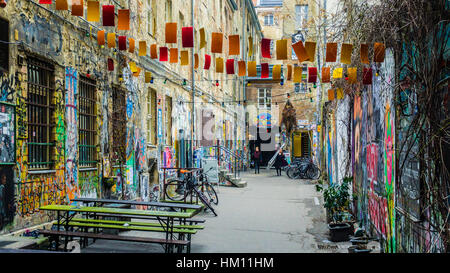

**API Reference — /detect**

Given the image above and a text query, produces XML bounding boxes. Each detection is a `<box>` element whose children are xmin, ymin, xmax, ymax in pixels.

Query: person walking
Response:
<box><xmin>253</xmin><ymin>147</ymin><xmax>262</xmax><ymax>174</ymax></box>
<box><xmin>274</xmin><ymin>149</ymin><xmax>287</xmax><ymax>176</ymax></box>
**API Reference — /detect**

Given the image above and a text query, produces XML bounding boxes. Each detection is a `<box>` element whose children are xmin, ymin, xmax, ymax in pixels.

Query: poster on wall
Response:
<box><xmin>0</xmin><ymin>103</ymin><xmax>15</xmax><ymax>164</ymax></box>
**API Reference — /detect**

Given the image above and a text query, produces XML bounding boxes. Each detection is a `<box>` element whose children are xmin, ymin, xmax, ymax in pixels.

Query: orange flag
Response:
<box><xmin>211</xmin><ymin>33</ymin><xmax>223</xmax><ymax>53</ymax></box>
<box><xmin>170</xmin><ymin>48</ymin><xmax>178</xmax><ymax>63</ymax></box>
<box><xmin>374</xmin><ymin>43</ymin><xmax>385</xmax><ymax>62</ymax></box>
<box><xmin>165</xmin><ymin>23</ymin><xmax>177</xmax><ymax>43</ymax></box>
<box><xmin>272</xmin><ymin>65</ymin><xmax>281</xmax><ymax>80</ymax></box>
<box><xmin>97</xmin><ymin>30</ymin><xmax>105</xmax><ymax>45</ymax></box>
<box><xmin>194</xmin><ymin>54</ymin><xmax>199</xmax><ymax>69</ymax></box>
<box><xmin>229</xmin><ymin>35</ymin><xmax>240</xmax><ymax>55</ymax></box>
<box><xmin>360</xmin><ymin>44</ymin><xmax>369</xmax><ymax>64</ymax></box>
<box><xmin>293</xmin><ymin>66</ymin><xmax>302</xmax><ymax>83</ymax></box>
<box><xmin>341</xmin><ymin>43</ymin><xmax>352</xmax><ymax>64</ymax></box>
<box><xmin>139</xmin><ymin>41</ymin><xmax>147</xmax><ymax>56</ymax></box>
<box><xmin>238</xmin><ymin>61</ymin><xmax>246</xmax><ymax>76</ymax></box>
<box><xmin>328</xmin><ymin>89</ymin><xmax>335</xmax><ymax>101</ymax></box>
<box><xmin>292</xmin><ymin>40</ymin><xmax>309</xmax><ymax>62</ymax></box>
<box><xmin>348</xmin><ymin>67</ymin><xmax>357</xmax><ymax>83</ymax></box>
<box><xmin>72</xmin><ymin>0</ymin><xmax>84</xmax><ymax>16</ymax></box>
<box><xmin>276</xmin><ymin>39</ymin><xmax>288</xmax><ymax>60</ymax></box>
<box><xmin>247</xmin><ymin>61</ymin><xmax>257</xmax><ymax>77</ymax></box>
<box><xmin>287</xmin><ymin>65</ymin><xmax>292</xmax><ymax>80</ymax></box>
<box><xmin>129</xmin><ymin>38</ymin><xmax>135</xmax><ymax>53</ymax></box>
<box><xmin>55</xmin><ymin>0</ymin><xmax>68</xmax><ymax>10</ymax></box>
<box><xmin>326</xmin><ymin>43</ymin><xmax>338</xmax><ymax>62</ymax></box>
<box><xmin>216</xmin><ymin>57</ymin><xmax>224</xmax><ymax>73</ymax></box>
<box><xmin>87</xmin><ymin>1</ymin><xmax>100</xmax><ymax>21</ymax></box>
<box><xmin>305</xmin><ymin>42</ymin><xmax>316</xmax><ymax>62</ymax></box>
<box><xmin>322</xmin><ymin>67</ymin><xmax>330</xmax><ymax>83</ymax></box>
<box><xmin>107</xmin><ymin>33</ymin><xmax>116</xmax><ymax>48</ymax></box>
<box><xmin>180</xmin><ymin>51</ymin><xmax>189</xmax><ymax>66</ymax></box>
<box><xmin>118</xmin><ymin>9</ymin><xmax>130</xmax><ymax>30</ymax></box>
<box><xmin>150</xmin><ymin>44</ymin><xmax>158</xmax><ymax>59</ymax></box>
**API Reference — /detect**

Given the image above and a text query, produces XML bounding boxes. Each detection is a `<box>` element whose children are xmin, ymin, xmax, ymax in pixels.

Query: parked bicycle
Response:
<box><xmin>286</xmin><ymin>157</ymin><xmax>321</xmax><ymax>180</ymax></box>
<box><xmin>164</xmin><ymin>168</ymin><xmax>218</xmax><ymax>216</ymax></box>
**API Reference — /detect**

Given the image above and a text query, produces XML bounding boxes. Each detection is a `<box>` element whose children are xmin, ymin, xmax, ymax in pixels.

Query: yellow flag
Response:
<box><xmin>248</xmin><ymin>36</ymin><xmax>253</xmax><ymax>57</ymax></box>
<box><xmin>247</xmin><ymin>61</ymin><xmax>256</xmax><ymax>77</ymax></box>
<box><xmin>332</xmin><ymin>68</ymin><xmax>343</xmax><ymax>78</ymax></box>
<box><xmin>180</xmin><ymin>51</ymin><xmax>189</xmax><ymax>66</ymax></box>
<box><xmin>216</xmin><ymin>57</ymin><xmax>224</xmax><ymax>73</ymax></box>
<box><xmin>129</xmin><ymin>62</ymin><xmax>138</xmax><ymax>73</ymax></box>
<box><xmin>199</xmin><ymin>28</ymin><xmax>206</xmax><ymax>49</ymax></box>
<box><xmin>145</xmin><ymin>71</ymin><xmax>152</xmax><ymax>83</ymax></box>
<box><xmin>139</xmin><ymin>41</ymin><xmax>147</xmax><ymax>56</ymax></box>
<box><xmin>293</xmin><ymin>66</ymin><xmax>302</xmax><ymax>83</ymax></box>
<box><xmin>272</xmin><ymin>65</ymin><xmax>281</xmax><ymax>80</ymax></box>
<box><xmin>107</xmin><ymin>33</ymin><xmax>116</xmax><ymax>48</ymax></box>
<box><xmin>337</xmin><ymin>88</ymin><xmax>344</xmax><ymax>99</ymax></box>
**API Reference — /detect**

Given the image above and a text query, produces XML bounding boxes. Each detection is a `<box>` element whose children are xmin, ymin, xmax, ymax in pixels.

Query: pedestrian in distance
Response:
<box><xmin>274</xmin><ymin>148</ymin><xmax>287</xmax><ymax>176</ymax></box>
<box><xmin>253</xmin><ymin>146</ymin><xmax>262</xmax><ymax>174</ymax></box>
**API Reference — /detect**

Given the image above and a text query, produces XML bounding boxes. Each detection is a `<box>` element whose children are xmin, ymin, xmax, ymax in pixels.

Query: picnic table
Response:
<box><xmin>38</xmin><ymin>204</ymin><xmax>201</xmax><ymax>253</ymax></box>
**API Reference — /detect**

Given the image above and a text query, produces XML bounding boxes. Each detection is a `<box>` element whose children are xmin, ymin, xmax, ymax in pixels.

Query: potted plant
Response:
<box><xmin>316</xmin><ymin>177</ymin><xmax>354</xmax><ymax>242</ymax></box>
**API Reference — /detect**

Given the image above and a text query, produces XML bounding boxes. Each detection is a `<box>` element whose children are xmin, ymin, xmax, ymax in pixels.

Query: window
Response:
<box><xmin>165</xmin><ymin>0</ymin><xmax>173</xmax><ymax>22</ymax></box>
<box><xmin>258</xmin><ymin>88</ymin><xmax>272</xmax><ymax>109</ymax></box>
<box><xmin>147</xmin><ymin>88</ymin><xmax>157</xmax><ymax>144</ymax></box>
<box><xmin>111</xmin><ymin>87</ymin><xmax>126</xmax><ymax>164</ymax></box>
<box><xmin>0</xmin><ymin>18</ymin><xmax>8</xmax><ymax>72</ymax></box>
<box><xmin>27</xmin><ymin>57</ymin><xmax>55</xmax><ymax>169</ymax></box>
<box><xmin>264</xmin><ymin>14</ymin><xmax>274</xmax><ymax>26</ymax></box>
<box><xmin>78</xmin><ymin>76</ymin><xmax>97</xmax><ymax>167</ymax></box>
<box><xmin>295</xmin><ymin>5</ymin><xmax>309</xmax><ymax>30</ymax></box>
<box><xmin>165</xmin><ymin>96</ymin><xmax>172</xmax><ymax>145</ymax></box>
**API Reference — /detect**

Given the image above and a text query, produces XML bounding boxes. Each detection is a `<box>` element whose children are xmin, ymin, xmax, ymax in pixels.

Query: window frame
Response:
<box><xmin>78</xmin><ymin>75</ymin><xmax>97</xmax><ymax>168</ymax></box>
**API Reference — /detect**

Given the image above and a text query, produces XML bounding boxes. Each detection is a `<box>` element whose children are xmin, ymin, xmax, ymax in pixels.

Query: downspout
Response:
<box><xmin>190</xmin><ymin>0</ymin><xmax>195</xmax><ymax>167</ymax></box>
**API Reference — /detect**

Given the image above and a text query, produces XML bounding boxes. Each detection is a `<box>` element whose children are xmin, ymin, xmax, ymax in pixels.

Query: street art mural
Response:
<box><xmin>65</xmin><ymin>67</ymin><xmax>79</xmax><ymax>203</ymax></box>
<box><xmin>0</xmin><ymin>103</ymin><xmax>15</xmax><ymax>164</ymax></box>
<box><xmin>0</xmin><ymin>167</ymin><xmax>14</xmax><ymax>230</ymax></box>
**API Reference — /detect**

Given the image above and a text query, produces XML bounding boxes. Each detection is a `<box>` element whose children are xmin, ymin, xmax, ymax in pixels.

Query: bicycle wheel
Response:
<box><xmin>193</xmin><ymin>187</ymin><xmax>218</xmax><ymax>216</ymax></box>
<box><xmin>287</xmin><ymin>166</ymin><xmax>301</xmax><ymax>179</ymax></box>
<box><xmin>286</xmin><ymin>167</ymin><xmax>296</xmax><ymax>179</ymax></box>
<box><xmin>164</xmin><ymin>179</ymin><xmax>187</xmax><ymax>201</ymax></box>
<box><xmin>204</xmin><ymin>183</ymin><xmax>219</xmax><ymax>205</ymax></box>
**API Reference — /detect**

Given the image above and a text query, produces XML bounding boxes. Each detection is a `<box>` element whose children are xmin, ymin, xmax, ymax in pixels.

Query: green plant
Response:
<box><xmin>317</xmin><ymin>177</ymin><xmax>353</xmax><ymax>223</ymax></box>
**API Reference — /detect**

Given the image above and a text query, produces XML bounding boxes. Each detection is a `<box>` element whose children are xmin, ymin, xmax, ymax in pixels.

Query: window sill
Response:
<box><xmin>28</xmin><ymin>169</ymin><xmax>56</xmax><ymax>175</ymax></box>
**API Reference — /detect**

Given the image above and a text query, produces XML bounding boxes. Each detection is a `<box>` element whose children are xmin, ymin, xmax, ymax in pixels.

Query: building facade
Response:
<box><xmin>0</xmin><ymin>0</ymin><xmax>261</xmax><ymax>234</ymax></box>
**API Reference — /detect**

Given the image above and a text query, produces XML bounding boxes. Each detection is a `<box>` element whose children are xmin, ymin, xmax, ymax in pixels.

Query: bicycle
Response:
<box><xmin>286</xmin><ymin>157</ymin><xmax>321</xmax><ymax>180</ymax></box>
<box><xmin>164</xmin><ymin>168</ymin><xmax>218</xmax><ymax>216</ymax></box>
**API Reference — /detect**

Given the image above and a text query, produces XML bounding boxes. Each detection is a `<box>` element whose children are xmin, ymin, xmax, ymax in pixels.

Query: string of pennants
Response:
<box><xmin>38</xmin><ymin>0</ymin><xmax>386</xmax><ymax>89</ymax></box>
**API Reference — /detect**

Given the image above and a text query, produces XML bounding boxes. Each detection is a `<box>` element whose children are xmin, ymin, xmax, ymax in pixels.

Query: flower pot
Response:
<box><xmin>328</xmin><ymin>222</ymin><xmax>352</xmax><ymax>242</ymax></box>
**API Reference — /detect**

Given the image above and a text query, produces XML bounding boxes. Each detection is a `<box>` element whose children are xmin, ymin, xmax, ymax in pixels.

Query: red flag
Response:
<box><xmin>261</xmin><ymin>38</ymin><xmax>271</xmax><ymax>58</ymax></box>
<box><xmin>182</xmin><ymin>27</ymin><xmax>194</xmax><ymax>48</ymax></box>
<box><xmin>39</xmin><ymin>0</ymin><xmax>52</xmax><ymax>4</ymax></box>
<box><xmin>204</xmin><ymin>54</ymin><xmax>211</xmax><ymax>70</ymax></box>
<box><xmin>226</xmin><ymin>59</ymin><xmax>235</xmax><ymax>75</ymax></box>
<box><xmin>160</xmin><ymin>47</ymin><xmax>169</xmax><ymax>62</ymax></box>
<box><xmin>118</xmin><ymin>36</ymin><xmax>127</xmax><ymax>51</ymax></box>
<box><xmin>102</xmin><ymin>5</ymin><xmax>115</xmax><ymax>26</ymax></box>
<box><xmin>261</xmin><ymin>63</ymin><xmax>269</xmax><ymax>78</ymax></box>
<box><xmin>107</xmin><ymin>58</ymin><xmax>114</xmax><ymax>71</ymax></box>
<box><xmin>308</xmin><ymin>67</ymin><xmax>317</xmax><ymax>83</ymax></box>
<box><xmin>363</xmin><ymin>67</ymin><xmax>372</xmax><ymax>85</ymax></box>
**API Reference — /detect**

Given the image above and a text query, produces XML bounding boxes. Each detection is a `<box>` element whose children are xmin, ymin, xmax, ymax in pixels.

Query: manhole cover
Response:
<box><xmin>0</xmin><ymin>241</ymin><xmax>16</xmax><ymax>248</ymax></box>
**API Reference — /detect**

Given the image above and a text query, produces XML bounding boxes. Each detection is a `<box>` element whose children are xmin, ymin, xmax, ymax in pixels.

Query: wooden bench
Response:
<box><xmin>88</xmin><ymin>213</ymin><xmax>206</xmax><ymax>224</ymax></box>
<box><xmin>38</xmin><ymin>229</ymin><xmax>190</xmax><ymax>253</ymax></box>
<box><xmin>68</xmin><ymin>218</ymin><xmax>205</xmax><ymax>230</ymax></box>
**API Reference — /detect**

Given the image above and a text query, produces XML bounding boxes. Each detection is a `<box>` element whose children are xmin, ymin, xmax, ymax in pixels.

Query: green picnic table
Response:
<box><xmin>39</xmin><ymin>204</ymin><xmax>199</xmax><ymax>253</ymax></box>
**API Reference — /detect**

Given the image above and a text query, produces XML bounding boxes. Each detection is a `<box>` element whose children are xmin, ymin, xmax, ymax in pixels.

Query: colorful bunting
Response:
<box><xmin>139</xmin><ymin>41</ymin><xmax>147</xmax><ymax>56</ymax></box>
<box><xmin>293</xmin><ymin>66</ymin><xmax>302</xmax><ymax>83</ymax></box>
<box><xmin>97</xmin><ymin>30</ymin><xmax>105</xmax><ymax>45</ymax></box>
<box><xmin>276</xmin><ymin>40</ymin><xmax>288</xmax><ymax>60</ymax></box>
<box><xmin>348</xmin><ymin>67</ymin><xmax>357</xmax><ymax>83</ymax></box>
<box><xmin>308</xmin><ymin>67</ymin><xmax>317</xmax><ymax>83</ymax></box>
<box><xmin>118</xmin><ymin>36</ymin><xmax>127</xmax><ymax>51</ymax></box>
<box><xmin>55</xmin><ymin>0</ymin><xmax>68</xmax><ymax>10</ymax></box>
<box><xmin>87</xmin><ymin>1</ymin><xmax>100</xmax><ymax>22</ymax></box>
<box><xmin>238</xmin><ymin>61</ymin><xmax>246</xmax><ymax>77</ymax></box>
<box><xmin>305</xmin><ymin>42</ymin><xmax>316</xmax><ymax>62</ymax></box>
<box><xmin>326</xmin><ymin>43</ymin><xmax>338</xmax><ymax>62</ymax></box>
<box><xmin>322</xmin><ymin>67</ymin><xmax>330</xmax><ymax>83</ymax></box>
<box><xmin>272</xmin><ymin>65</ymin><xmax>281</xmax><ymax>80</ymax></box>
<box><xmin>102</xmin><ymin>5</ymin><xmax>115</xmax><ymax>26</ymax></box>
<box><xmin>261</xmin><ymin>38</ymin><xmax>271</xmax><ymax>58</ymax></box>
<box><xmin>165</xmin><ymin>23</ymin><xmax>178</xmax><ymax>43</ymax></box>
<box><xmin>287</xmin><ymin>65</ymin><xmax>292</xmax><ymax>80</ymax></box>
<box><xmin>204</xmin><ymin>54</ymin><xmax>211</xmax><ymax>70</ymax></box>
<box><xmin>107</xmin><ymin>33</ymin><xmax>115</xmax><ymax>48</ymax></box>
<box><xmin>360</xmin><ymin>44</ymin><xmax>369</xmax><ymax>64</ymax></box>
<box><xmin>170</xmin><ymin>48</ymin><xmax>178</xmax><ymax>63</ymax></box>
<box><xmin>150</xmin><ymin>44</ymin><xmax>158</xmax><ymax>59</ymax></box>
<box><xmin>374</xmin><ymin>42</ymin><xmax>385</xmax><ymax>62</ymax></box>
<box><xmin>261</xmin><ymin>63</ymin><xmax>269</xmax><ymax>78</ymax></box>
<box><xmin>159</xmin><ymin>47</ymin><xmax>169</xmax><ymax>61</ymax></box>
<box><xmin>229</xmin><ymin>35</ymin><xmax>240</xmax><ymax>55</ymax></box>
<box><xmin>211</xmin><ymin>33</ymin><xmax>223</xmax><ymax>53</ymax></box>
<box><xmin>118</xmin><ymin>9</ymin><xmax>130</xmax><ymax>30</ymax></box>
<box><xmin>292</xmin><ymin>41</ymin><xmax>308</xmax><ymax>62</ymax></box>
<box><xmin>363</xmin><ymin>67</ymin><xmax>372</xmax><ymax>84</ymax></box>
<box><xmin>107</xmin><ymin>58</ymin><xmax>114</xmax><ymax>71</ymax></box>
<box><xmin>226</xmin><ymin>59</ymin><xmax>235</xmax><ymax>75</ymax></box>
<box><xmin>129</xmin><ymin>38</ymin><xmax>135</xmax><ymax>53</ymax></box>
<box><xmin>216</xmin><ymin>57</ymin><xmax>224</xmax><ymax>73</ymax></box>
<box><xmin>341</xmin><ymin>43</ymin><xmax>352</xmax><ymax>64</ymax></box>
<box><xmin>182</xmin><ymin>27</ymin><xmax>194</xmax><ymax>48</ymax></box>
<box><xmin>71</xmin><ymin>0</ymin><xmax>83</xmax><ymax>16</ymax></box>
<box><xmin>199</xmin><ymin>28</ymin><xmax>206</xmax><ymax>49</ymax></box>
<box><xmin>332</xmin><ymin>68</ymin><xmax>343</xmax><ymax>79</ymax></box>
<box><xmin>248</xmin><ymin>61</ymin><xmax>257</xmax><ymax>77</ymax></box>
<box><xmin>180</xmin><ymin>51</ymin><xmax>189</xmax><ymax>66</ymax></box>
<box><xmin>328</xmin><ymin>89</ymin><xmax>335</xmax><ymax>101</ymax></box>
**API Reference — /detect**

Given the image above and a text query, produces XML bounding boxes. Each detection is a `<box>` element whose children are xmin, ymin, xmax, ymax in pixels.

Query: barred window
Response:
<box><xmin>27</xmin><ymin>57</ymin><xmax>55</xmax><ymax>169</ymax></box>
<box><xmin>0</xmin><ymin>18</ymin><xmax>9</xmax><ymax>72</ymax></box>
<box><xmin>112</xmin><ymin>87</ymin><xmax>126</xmax><ymax>164</ymax></box>
<box><xmin>165</xmin><ymin>95</ymin><xmax>172</xmax><ymax>146</ymax></box>
<box><xmin>78</xmin><ymin>76</ymin><xmax>97</xmax><ymax>167</ymax></box>
<box><xmin>147</xmin><ymin>88</ymin><xmax>157</xmax><ymax>145</ymax></box>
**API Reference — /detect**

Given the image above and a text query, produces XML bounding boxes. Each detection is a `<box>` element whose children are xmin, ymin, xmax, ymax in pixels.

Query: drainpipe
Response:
<box><xmin>242</xmin><ymin>0</ymin><xmax>247</xmax><ymax>172</ymax></box>
<box><xmin>190</xmin><ymin>0</ymin><xmax>195</xmax><ymax>168</ymax></box>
